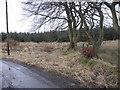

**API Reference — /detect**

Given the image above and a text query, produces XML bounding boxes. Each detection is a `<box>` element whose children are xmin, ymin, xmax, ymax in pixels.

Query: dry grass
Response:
<box><xmin>98</xmin><ymin>40</ymin><xmax>118</xmax><ymax>65</ymax></box>
<box><xmin>3</xmin><ymin>38</ymin><xmax>20</xmax><ymax>50</ymax></box>
<box><xmin>1</xmin><ymin>41</ymin><xmax>118</xmax><ymax>88</ymax></box>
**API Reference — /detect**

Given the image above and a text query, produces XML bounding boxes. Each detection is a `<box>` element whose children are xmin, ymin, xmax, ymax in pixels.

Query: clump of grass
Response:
<box><xmin>87</xmin><ymin>59</ymin><xmax>97</xmax><ymax>68</ymax></box>
<box><xmin>62</xmin><ymin>50</ymin><xmax>70</xmax><ymax>55</ymax></box>
<box><xmin>79</xmin><ymin>56</ymin><xmax>90</xmax><ymax>65</ymax></box>
<box><xmin>62</xmin><ymin>49</ymin><xmax>75</xmax><ymax>55</ymax></box>
<box><xmin>79</xmin><ymin>56</ymin><xmax>98</xmax><ymax>68</ymax></box>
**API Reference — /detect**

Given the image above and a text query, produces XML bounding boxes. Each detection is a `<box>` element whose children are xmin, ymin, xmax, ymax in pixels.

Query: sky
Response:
<box><xmin>0</xmin><ymin>0</ymin><xmax>33</xmax><ymax>33</ymax></box>
<box><xmin>0</xmin><ymin>0</ymin><xmax>119</xmax><ymax>33</ymax></box>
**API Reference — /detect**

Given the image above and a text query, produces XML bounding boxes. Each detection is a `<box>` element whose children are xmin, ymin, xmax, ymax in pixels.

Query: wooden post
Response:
<box><xmin>82</xmin><ymin>43</ymin><xmax>84</xmax><ymax>50</ymax></box>
<box><xmin>6</xmin><ymin>0</ymin><xmax>10</xmax><ymax>55</ymax></box>
<box><xmin>86</xmin><ymin>44</ymin><xmax>89</xmax><ymax>48</ymax></box>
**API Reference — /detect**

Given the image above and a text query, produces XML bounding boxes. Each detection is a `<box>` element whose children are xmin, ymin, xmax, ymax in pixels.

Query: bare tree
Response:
<box><xmin>104</xmin><ymin>2</ymin><xmax>120</xmax><ymax>34</ymax></box>
<box><xmin>62</xmin><ymin>2</ymin><xmax>83</xmax><ymax>50</ymax></box>
<box><xmin>22</xmin><ymin>1</ymin><xmax>118</xmax><ymax>52</ymax></box>
<box><xmin>72</xmin><ymin>2</ymin><xmax>104</xmax><ymax>52</ymax></box>
<box><xmin>22</xmin><ymin>1</ymin><xmax>82</xmax><ymax>50</ymax></box>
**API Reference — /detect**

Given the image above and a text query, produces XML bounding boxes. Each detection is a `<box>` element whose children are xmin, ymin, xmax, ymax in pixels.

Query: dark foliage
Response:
<box><xmin>0</xmin><ymin>27</ymin><xmax>119</xmax><ymax>42</ymax></box>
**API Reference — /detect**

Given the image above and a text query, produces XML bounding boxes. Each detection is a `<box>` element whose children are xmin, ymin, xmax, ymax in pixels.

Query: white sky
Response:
<box><xmin>0</xmin><ymin>0</ymin><xmax>119</xmax><ymax>33</ymax></box>
<box><xmin>0</xmin><ymin>0</ymin><xmax>33</xmax><ymax>33</ymax></box>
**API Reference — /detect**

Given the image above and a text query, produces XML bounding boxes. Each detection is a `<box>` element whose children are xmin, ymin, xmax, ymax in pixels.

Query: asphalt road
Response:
<box><xmin>1</xmin><ymin>60</ymin><xmax>83</xmax><ymax>89</ymax></box>
<box><xmin>1</xmin><ymin>60</ymin><xmax>59</xmax><ymax>88</ymax></box>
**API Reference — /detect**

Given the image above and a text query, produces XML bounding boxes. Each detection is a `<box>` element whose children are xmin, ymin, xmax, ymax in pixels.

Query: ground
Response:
<box><xmin>1</xmin><ymin>40</ymin><xmax>118</xmax><ymax>88</ymax></box>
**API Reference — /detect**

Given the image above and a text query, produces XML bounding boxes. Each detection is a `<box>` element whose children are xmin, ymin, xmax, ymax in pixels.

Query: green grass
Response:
<box><xmin>87</xmin><ymin>59</ymin><xmax>97</xmax><ymax>68</ymax></box>
<box><xmin>78</xmin><ymin>56</ymin><xmax>90</xmax><ymax>65</ymax></box>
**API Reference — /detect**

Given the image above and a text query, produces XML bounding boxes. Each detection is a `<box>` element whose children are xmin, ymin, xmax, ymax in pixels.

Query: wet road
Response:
<box><xmin>1</xmin><ymin>60</ymin><xmax>59</xmax><ymax>88</ymax></box>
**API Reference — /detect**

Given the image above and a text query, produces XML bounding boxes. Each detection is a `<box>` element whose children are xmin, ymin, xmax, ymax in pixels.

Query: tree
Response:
<box><xmin>22</xmin><ymin>1</ymin><xmax>119</xmax><ymax>51</ymax></box>
<box><xmin>89</xmin><ymin>2</ymin><xmax>104</xmax><ymax>51</ymax></box>
<box><xmin>104</xmin><ymin>2</ymin><xmax>120</xmax><ymax>34</ymax></box>
<box><xmin>72</xmin><ymin>2</ymin><xmax>104</xmax><ymax>52</ymax></box>
<box><xmin>22</xmin><ymin>1</ymin><xmax>83</xmax><ymax>50</ymax></box>
<box><xmin>62</xmin><ymin>2</ymin><xmax>83</xmax><ymax>50</ymax></box>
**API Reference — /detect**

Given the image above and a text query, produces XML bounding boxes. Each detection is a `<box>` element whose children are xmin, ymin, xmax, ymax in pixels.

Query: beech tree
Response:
<box><xmin>70</xmin><ymin>2</ymin><xmax>104</xmax><ymax>52</ymax></box>
<box><xmin>104</xmin><ymin>2</ymin><xmax>120</xmax><ymax>34</ymax></box>
<box><xmin>22</xmin><ymin>1</ymin><xmax>119</xmax><ymax>51</ymax></box>
<box><xmin>22</xmin><ymin>1</ymin><xmax>83</xmax><ymax>50</ymax></box>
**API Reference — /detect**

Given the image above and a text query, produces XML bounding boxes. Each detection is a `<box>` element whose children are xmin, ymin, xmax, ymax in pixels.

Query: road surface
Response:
<box><xmin>1</xmin><ymin>60</ymin><xmax>83</xmax><ymax>89</ymax></box>
<box><xmin>1</xmin><ymin>60</ymin><xmax>59</xmax><ymax>88</ymax></box>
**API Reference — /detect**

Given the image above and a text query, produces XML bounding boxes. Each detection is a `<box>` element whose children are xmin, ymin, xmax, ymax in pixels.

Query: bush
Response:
<box><xmin>4</xmin><ymin>38</ymin><xmax>19</xmax><ymax>50</ymax></box>
<box><xmin>82</xmin><ymin>47</ymin><xmax>96</xmax><ymax>58</ymax></box>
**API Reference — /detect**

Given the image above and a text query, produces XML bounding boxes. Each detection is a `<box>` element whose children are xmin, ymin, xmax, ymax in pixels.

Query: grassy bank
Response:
<box><xmin>1</xmin><ymin>40</ymin><xmax>118</xmax><ymax>88</ymax></box>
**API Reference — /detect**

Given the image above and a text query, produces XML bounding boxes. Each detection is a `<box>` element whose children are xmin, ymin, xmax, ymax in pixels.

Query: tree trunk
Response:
<box><xmin>104</xmin><ymin>2</ymin><xmax>120</xmax><ymax>34</ymax></box>
<box><xmin>111</xmin><ymin>5</ymin><xmax>120</xmax><ymax>34</ymax></box>
<box><xmin>64</xmin><ymin>2</ymin><xmax>78</xmax><ymax>50</ymax></box>
<box><xmin>68</xmin><ymin>24</ymin><xmax>78</xmax><ymax>50</ymax></box>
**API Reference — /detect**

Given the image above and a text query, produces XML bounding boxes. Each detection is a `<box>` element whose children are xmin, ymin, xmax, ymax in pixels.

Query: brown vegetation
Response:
<box><xmin>3</xmin><ymin>38</ymin><xmax>19</xmax><ymax>50</ymax></box>
<box><xmin>82</xmin><ymin>47</ymin><xmax>96</xmax><ymax>58</ymax></box>
<box><xmin>1</xmin><ymin>40</ymin><xmax>118</xmax><ymax>88</ymax></box>
<box><xmin>42</xmin><ymin>44</ymin><xmax>55</xmax><ymax>52</ymax></box>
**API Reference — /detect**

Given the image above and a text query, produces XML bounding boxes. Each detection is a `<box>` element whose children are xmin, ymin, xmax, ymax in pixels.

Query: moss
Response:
<box><xmin>63</xmin><ymin>51</ymin><xmax>70</xmax><ymax>55</ymax></box>
<box><xmin>87</xmin><ymin>59</ymin><xmax>97</xmax><ymax>68</ymax></box>
<box><xmin>79</xmin><ymin>56</ymin><xmax>90</xmax><ymax>65</ymax></box>
<box><xmin>62</xmin><ymin>49</ymin><xmax>75</xmax><ymax>55</ymax></box>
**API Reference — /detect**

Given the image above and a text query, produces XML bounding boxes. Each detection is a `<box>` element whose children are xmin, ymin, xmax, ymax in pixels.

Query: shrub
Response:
<box><xmin>4</xmin><ymin>38</ymin><xmax>19</xmax><ymax>50</ymax></box>
<box><xmin>82</xmin><ymin>47</ymin><xmax>96</xmax><ymax>58</ymax></box>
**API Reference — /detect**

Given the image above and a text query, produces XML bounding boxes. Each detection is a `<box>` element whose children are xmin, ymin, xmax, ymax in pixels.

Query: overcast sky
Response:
<box><xmin>0</xmin><ymin>0</ymin><xmax>33</xmax><ymax>33</ymax></box>
<box><xmin>0</xmin><ymin>0</ymin><xmax>118</xmax><ymax>33</ymax></box>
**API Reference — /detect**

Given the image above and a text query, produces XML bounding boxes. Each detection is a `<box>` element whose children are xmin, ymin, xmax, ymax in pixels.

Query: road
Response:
<box><xmin>1</xmin><ymin>60</ymin><xmax>59</xmax><ymax>88</ymax></box>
